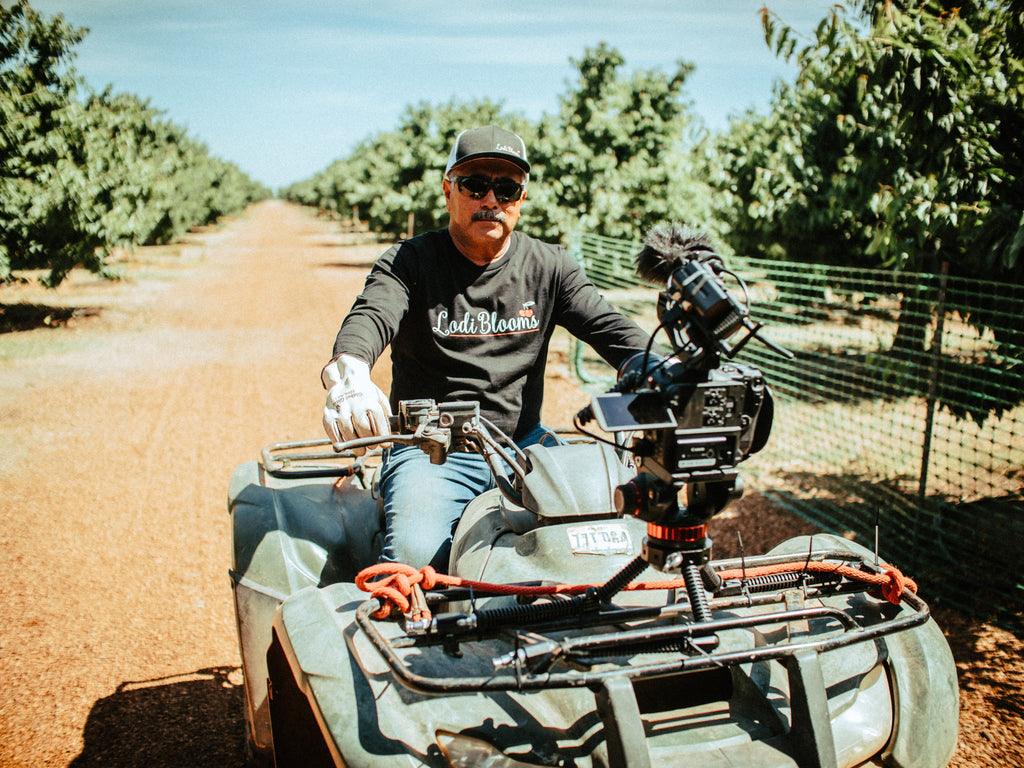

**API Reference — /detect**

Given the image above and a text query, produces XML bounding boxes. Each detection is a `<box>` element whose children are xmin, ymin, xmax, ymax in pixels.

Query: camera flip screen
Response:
<box><xmin>591</xmin><ymin>392</ymin><xmax>678</xmax><ymax>432</ymax></box>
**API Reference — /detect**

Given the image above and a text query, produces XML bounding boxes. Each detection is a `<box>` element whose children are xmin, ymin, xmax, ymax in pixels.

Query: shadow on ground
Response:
<box><xmin>70</xmin><ymin>666</ymin><xmax>250</xmax><ymax>768</ymax></box>
<box><xmin>0</xmin><ymin>303</ymin><xmax>102</xmax><ymax>333</ymax></box>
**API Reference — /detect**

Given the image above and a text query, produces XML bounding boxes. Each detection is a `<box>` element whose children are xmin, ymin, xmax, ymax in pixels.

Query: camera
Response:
<box><xmin>590</xmin><ymin>250</ymin><xmax>777</xmax><ymax>490</ymax></box>
<box><xmin>592</xmin><ymin>356</ymin><xmax>773</xmax><ymax>487</ymax></box>
<box><xmin>582</xmin><ymin>228</ymin><xmax>789</xmax><ymax>539</ymax></box>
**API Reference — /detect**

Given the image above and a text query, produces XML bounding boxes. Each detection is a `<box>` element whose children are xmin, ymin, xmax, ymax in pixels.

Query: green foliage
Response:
<box><xmin>284</xmin><ymin>99</ymin><xmax>533</xmax><ymax>236</ymax></box>
<box><xmin>525</xmin><ymin>43</ymin><xmax>708</xmax><ymax>244</ymax></box>
<box><xmin>283</xmin><ymin>44</ymin><xmax>714</xmax><ymax>247</ymax></box>
<box><xmin>2</xmin><ymin>0</ymin><xmax>95</xmax><ymax>285</ymax></box>
<box><xmin>709</xmin><ymin>1</ymin><xmax>1024</xmax><ymax>285</ymax></box>
<box><xmin>283</xmin><ymin>0</ymin><xmax>1024</xmax><ymax>341</ymax></box>
<box><xmin>1</xmin><ymin>1</ymin><xmax>270</xmax><ymax>286</ymax></box>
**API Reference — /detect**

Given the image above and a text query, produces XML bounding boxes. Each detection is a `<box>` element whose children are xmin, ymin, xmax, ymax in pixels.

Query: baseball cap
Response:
<box><xmin>445</xmin><ymin>125</ymin><xmax>531</xmax><ymax>176</ymax></box>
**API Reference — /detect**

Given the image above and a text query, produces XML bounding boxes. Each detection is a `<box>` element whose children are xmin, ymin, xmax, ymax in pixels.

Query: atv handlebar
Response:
<box><xmin>264</xmin><ymin>400</ymin><xmax>532</xmax><ymax>503</ymax></box>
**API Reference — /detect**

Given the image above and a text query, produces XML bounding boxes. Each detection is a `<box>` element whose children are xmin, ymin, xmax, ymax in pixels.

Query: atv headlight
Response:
<box><xmin>436</xmin><ymin>730</ymin><xmax>540</xmax><ymax>767</ymax></box>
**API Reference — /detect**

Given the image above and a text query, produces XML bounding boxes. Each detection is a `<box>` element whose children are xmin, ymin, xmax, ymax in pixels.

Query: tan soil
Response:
<box><xmin>0</xmin><ymin>201</ymin><xmax>1019</xmax><ymax>766</ymax></box>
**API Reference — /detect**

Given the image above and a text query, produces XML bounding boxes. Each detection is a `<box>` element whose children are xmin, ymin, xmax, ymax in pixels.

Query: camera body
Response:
<box><xmin>591</xmin><ymin>357</ymin><xmax>772</xmax><ymax>486</ymax></box>
<box><xmin>643</xmin><ymin>361</ymin><xmax>770</xmax><ymax>485</ymax></box>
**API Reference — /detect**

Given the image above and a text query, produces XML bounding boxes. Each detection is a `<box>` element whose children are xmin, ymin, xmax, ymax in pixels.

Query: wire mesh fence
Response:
<box><xmin>571</xmin><ymin>232</ymin><xmax>1024</xmax><ymax>630</ymax></box>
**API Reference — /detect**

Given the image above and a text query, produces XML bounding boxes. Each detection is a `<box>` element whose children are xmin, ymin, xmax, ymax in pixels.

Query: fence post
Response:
<box><xmin>918</xmin><ymin>261</ymin><xmax>949</xmax><ymax>499</ymax></box>
<box><xmin>572</xmin><ymin>233</ymin><xmax>605</xmax><ymax>384</ymax></box>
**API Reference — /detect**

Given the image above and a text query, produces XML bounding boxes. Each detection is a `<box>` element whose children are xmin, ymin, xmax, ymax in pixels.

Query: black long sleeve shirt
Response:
<box><xmin>333</xmin><ymin>228</ymin><xmax>649</xmax><ymax>441</ymax></box>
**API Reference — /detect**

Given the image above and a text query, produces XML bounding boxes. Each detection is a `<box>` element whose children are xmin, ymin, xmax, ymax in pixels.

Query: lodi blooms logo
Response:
<box><xmin>496</xmin><ymin>143</ymin><xmax>522</xmax><ymax>158</ymax></box>
<box><xmin>432</xmin><ymin>302</ymin><xmax>540</xmax><ymax>338</ymax></box>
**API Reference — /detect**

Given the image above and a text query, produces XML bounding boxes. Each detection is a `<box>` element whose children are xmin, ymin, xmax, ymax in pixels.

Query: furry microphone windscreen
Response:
<box><xmin>635</xmin><ymin>224</ymin><xmax>717</xmax><ymax>283</ymax></box>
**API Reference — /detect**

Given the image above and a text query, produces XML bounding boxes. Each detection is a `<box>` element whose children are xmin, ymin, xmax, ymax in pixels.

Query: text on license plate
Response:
<box><xmin>567</xmin><ymin>523</ymin><xmax>632</xmax><ymax>555</ymax></box>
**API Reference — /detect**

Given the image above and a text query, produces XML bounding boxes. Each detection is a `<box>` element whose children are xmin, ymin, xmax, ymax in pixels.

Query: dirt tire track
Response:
<box><xmin>0</xmin><ymin>201</ymin><xmax>1019</xmax><ymax>767</ymax></box>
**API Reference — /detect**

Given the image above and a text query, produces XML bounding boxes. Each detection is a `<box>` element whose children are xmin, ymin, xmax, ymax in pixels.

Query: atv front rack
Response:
<box><xmin>354</xmin><ymin>547</ymin><xmax>930</xmax><ymax>695</ymax></box>
<box><xmin>354</xmin><ymin>548</ymin><xmax>930</xmax><ymax>768</ymax></box>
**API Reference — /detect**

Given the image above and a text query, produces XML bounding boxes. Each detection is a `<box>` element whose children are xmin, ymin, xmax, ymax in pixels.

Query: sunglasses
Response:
<box><xmin>448</xmin><ymin>175</ymin><xmax>526</xmax><ymax>203</ymax></box>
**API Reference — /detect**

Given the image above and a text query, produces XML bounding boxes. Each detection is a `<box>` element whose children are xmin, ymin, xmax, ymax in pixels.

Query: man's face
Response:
<box><xmin>444</xmin><ymin>158</ymin><xmax>527</xmax><ymax>253</ymax></box>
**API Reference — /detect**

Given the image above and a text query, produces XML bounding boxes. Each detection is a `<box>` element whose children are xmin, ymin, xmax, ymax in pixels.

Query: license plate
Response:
<box><xmin>567</xmin><ymin>523</ymin><xmax>632</xmax><ymax>555</ymax></box>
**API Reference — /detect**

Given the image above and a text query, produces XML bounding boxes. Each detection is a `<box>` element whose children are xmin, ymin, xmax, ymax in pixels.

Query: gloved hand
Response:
<box><xmin>321</xmin><ymin>354</ymin><xmax>392</xmax><ymax>455</ymax></box>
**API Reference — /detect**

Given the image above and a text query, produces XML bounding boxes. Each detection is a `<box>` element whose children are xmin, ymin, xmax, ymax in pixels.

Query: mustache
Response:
<box><xmin>472</xmin><ymin>210</ymin><xmax>507</xmax><ymax>222</ymax></box>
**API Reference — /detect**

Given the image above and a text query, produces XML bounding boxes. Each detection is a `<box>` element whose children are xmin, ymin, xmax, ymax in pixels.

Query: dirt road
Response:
<box><xmin>0</xmin><ymin>201</ymin><xmax>383</xmax><ymax>766</ymax></box>
<box><xmin>0</xmin><ymin>201</ymin><xmax>1019</xmax><ymax>766</ymax></box>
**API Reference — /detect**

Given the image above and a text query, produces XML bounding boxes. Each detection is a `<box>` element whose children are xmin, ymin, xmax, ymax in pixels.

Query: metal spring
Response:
<box><xmin>684</xmin><ymin>562</ymin><xmax>713</xmax><ymax>624</ymax></box>
<box><xmin>597</xmin><ymin>555</ymin><xmax>649</xmax><ymax>602</ymax></box>
<box><xmin>474</xmin><ymin>591</ymin><xmax>594</xmax><ymax>632</ymax></box>
<box><xmin>572</xmin><ymin>635</ymin><xmax>717</xmax><ymax>661</ymax></box>
<box><xmin>741</xmin><ymin>570</ymin><xmax>839</xmax><ymax>594</ymax></box>
<box><xmin>714</xmin><ymin>309</ymin><xmax>742</xmax><ymax>339</ymax></box>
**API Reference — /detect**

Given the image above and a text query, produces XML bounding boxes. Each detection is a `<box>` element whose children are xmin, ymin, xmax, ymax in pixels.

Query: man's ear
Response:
<box><xmin>442</xmin><ymin>178</ymin><xmax>452</xmax><ymax>210</ymax></box>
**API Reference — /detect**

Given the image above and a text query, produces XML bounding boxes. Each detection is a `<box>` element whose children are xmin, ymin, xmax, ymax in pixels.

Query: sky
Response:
<box><xmin>31</xmin><ymin>1</ymin><xmax>837</xmax><ymax>191</ymax></box>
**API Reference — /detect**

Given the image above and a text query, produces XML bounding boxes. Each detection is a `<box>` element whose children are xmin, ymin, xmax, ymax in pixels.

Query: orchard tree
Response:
<box><xmin>0</xmin><ymin>0</ymin><xmax>99</xmax><ymax>284</ymax></box>
<box><xmin>706</xmin><ymin>0</ymin><xmax>1024</xmax><ymax>407</ymax></box>
<box><xmin>285</xmin><ymin>45</ymin><xmax>713</xmax><ymax>247</ymax></box>
<box><xmin>711</xmin><ymin>0</ymin><xmax>1024</xmax><ymax>283</ymax></box>
<box><xmin>526</xmin><ymin>43</ymin><xmax>705</xmax><ymax>243</ymax></box>
<box><xmin>1</xmin><ymin>2</ymin><xmax>268</xmax><ymax>286</ymax></box>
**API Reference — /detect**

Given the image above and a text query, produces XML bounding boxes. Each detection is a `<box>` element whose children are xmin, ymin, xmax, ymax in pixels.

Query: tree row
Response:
<box><xmin>284</xmin><ymin>1</ymin><xmax>1023</xmax><ymax>288</ymax></box>
<box><xmin>1</xmin><ymin>1</ymin><xmax>271</xmax><ymax>286</ymax></box>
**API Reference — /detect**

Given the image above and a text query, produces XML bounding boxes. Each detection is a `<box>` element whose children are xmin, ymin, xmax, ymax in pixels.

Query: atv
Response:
<box><xmin>228</xmin><ymin>237</ymin><xmax>959</xmax><ymax>768</ymax></box>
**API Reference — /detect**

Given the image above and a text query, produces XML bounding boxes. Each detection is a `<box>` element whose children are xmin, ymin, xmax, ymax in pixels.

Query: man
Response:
<box><xmin>322</xmin><ymin>125</ymin><xmax>650</xmax><ymax>571</ymax></box>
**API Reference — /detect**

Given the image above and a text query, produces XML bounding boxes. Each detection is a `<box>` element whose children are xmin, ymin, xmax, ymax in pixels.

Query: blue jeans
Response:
<box><xmin>378</xmin><ymin>423</ymin><xmax>552</xmax><ymax>572</ymax></box>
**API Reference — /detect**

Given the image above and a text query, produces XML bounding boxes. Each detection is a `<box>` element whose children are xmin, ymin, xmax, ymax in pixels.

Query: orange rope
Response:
<box><xmin>355</xmin><ymin>563</ymin><xmax>590</xmax><ymax>620</ymax></box>
<box><xmin>355</xmin><ymin>560</ymin><xmax>916</xmax><ymax>622</ymax></box>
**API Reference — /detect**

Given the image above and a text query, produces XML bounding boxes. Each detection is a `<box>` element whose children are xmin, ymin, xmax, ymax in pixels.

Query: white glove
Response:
<box><xmin>321</xmin><ymin>354</ymin><xmax>392</xmax><ymax>455</ymax></box>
